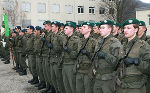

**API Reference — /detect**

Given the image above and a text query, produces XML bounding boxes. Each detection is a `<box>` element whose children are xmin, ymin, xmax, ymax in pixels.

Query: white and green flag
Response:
<box><xmin>1</xmin><ymin>14</ymin><xmax>9</xmax><ymax>36</ymax></box>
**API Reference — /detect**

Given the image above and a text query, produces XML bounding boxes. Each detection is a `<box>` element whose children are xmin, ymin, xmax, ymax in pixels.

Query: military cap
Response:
<box><xmin>21</xmin><ymin>29</ymin><xmax>26</xmax><ymax>33</ymax></box>
<box><xmin>60</xmin><ymin>23</ymin><xmax>65</xmax><ymax>26</ymax></box>
<box><xmin>43</xmin><ymin>20</ymin><xmax>51</xmax><ymax>25</ymax></box>
<box><xmin>139</xmin><ymin>21</ymin><xmax>146</xmax><ymax>26</ymax></box>
<box><xmin>82</xmin><ymin>22</ymin><xmax>95</xmax><ymax>27</ymax></box>
<box><xmin>123</xmin><ymin>18</ymin><xmax>139</xmax><ymax>26</ymax></box>
<box><xmin>35</xmin><ymin>26</ymin><xmax>42</xmax><ymax>30</ymax></box>
<box><xmin>51</xmin><ymin>21</ymin><xmax>61</xmax><ymax>27</ymax></box>
<box><xmin>100</xmin><ymin>20</ymin><xmax>114</xmax><ymax>26</ymax></box>
<box><xmin>64</xmin><ymin>21</ymin><xmax>76</xmax><ymax>29</ymax></box>
<box><xmin>77</xmin><ymin>24</ymin><xmax>82</xmax><ymax>27</ymax></box>
<box><xmin>15</xmin><ymin>26</ymin><xmax>21</xmax><ymax>30</ymax></box>
<box><xmin>27</xmin><ymin>25</ymin><xmax>35</xmax><ymax>30</ymax></box>
<box><xmin>94</xmin><ymin>22</ymin><xmax>100</xmax><ymax>27</ymax></box>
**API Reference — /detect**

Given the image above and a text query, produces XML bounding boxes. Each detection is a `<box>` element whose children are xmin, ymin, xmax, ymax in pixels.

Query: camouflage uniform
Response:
<box><xmin>76</xmin><ymin>36</ymin><xmax>96</xmax><ymax>93</ymax></box>
<box><xmin>93</xmin><ymin>35</ymin><xmax>122</xmax><ymax>93</ymax></box>
<box><xmin>116</xmin><ymin>36</ymin><xmax>150</xmax><ymax>93</ymax></box>
<box><xmin>62</xmin><ymin>33</ymin><xmax>80</xmax><ymax>93</ymax></box>
<box><xmin>50</xmin><ymin>31</ymin><xmax>65</xmax><ymax>93</ymax></box>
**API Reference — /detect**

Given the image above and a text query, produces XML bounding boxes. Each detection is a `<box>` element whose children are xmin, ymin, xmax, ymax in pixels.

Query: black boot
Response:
<box><xmin>16</xmin><ymin>68</ymin><xmax>22</xmax><ymax>73</ymax></box>
<box><xmin>38</xmin><ymin>81</ymin><xmax>46</xmax><ymax>90</ymax></box>
<box><xmin>19</xmin><ymin>69</ymin><xmax>27</xmax><ymax>76</ymax></box>
<box><xmin>47</xmin><ymin>86</ymin><xmax>56</xmax><ymax>93</ymax></box>
<box><xmin>41</xmin><ymin>83</ymin><xmax>50</xmax><ymax>93</ymax></box>
<box><xmin>35</xmin><ymin>82</ymin><xmax>42</xmax><ymax>87</ymax></box>
<box><xmin>28</xmin><ymin>77</ymin><xmax>35</xmax><ymax>83</ymax></box>
<box><xmin>1</xmin><ymin>58</ymin><xmax>5</xmax><ymax>61</ymax></box>
<box><xmin>4</xmin><ymin>60</ymin><xmax>10</xmax><ymax>64</ymax></box>
<box><xmin>31</xmin><ymin>77</ymin><xmax>39</xmax><ymax>85</ymax></box>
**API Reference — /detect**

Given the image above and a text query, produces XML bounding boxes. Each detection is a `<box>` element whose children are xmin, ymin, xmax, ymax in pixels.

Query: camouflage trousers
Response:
<box><xmin>42</xmin><ymin>56</ymin><xmax>51</xmax><ymax>84</ymax></box>
<box><xmin>76</xmin><ymin>72</ymin><xmax>94</xmax><ymax>93</ymax></box>
<box><xmin>93</xmin><ymin>79</ymin><xmax>113</xmax><ymax>93</ymax></box>
<box><xmin>62</xmin><ymin>64</ymin><xmax>76</xmax><ymax>93</ymax></box>
<box><xmin>36</xmin><ymin>55</ymin><xmax>44</xmax><ymax>82</ymax></box>
<box><xmin>50</xmin><ymin>63</ymin><xmax>65</xmax><ymax>93</ymax></box>
<box><xmin>28</xmin><ymin>54</ymin><xmax>38</xmax><ymax>77</ymax></box>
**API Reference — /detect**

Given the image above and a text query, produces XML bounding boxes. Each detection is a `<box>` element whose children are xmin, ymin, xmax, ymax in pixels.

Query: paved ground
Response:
<box><xmin>0</xmin><ymin>59</ymin><xmax>41</xmax><ymax>93</ymax></box>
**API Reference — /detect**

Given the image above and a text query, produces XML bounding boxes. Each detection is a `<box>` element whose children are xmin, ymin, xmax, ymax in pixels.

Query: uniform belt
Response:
<box><xmin>121</xmin><ymin>75</ymin><xmax>143</xmax><ymax>83</ymax></box>
<box><xmin>97</xmin><ymin>69</ymin><xmax>114</xmax><ymax>75</ymax></box>
<box><xmin>79</xmin><ymin>63</ymin><xmax>91</xmax><ymax>70</ymax></box>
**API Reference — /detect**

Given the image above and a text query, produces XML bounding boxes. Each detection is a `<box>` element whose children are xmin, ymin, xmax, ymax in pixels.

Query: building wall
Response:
<box><xmin>0</xmin><ymin>0</ymin><xmax>113</xmax><ymax>28</ymax></box>
<box><xmin>136</xmin><ymin>9</ymin><xmax>150</xmax><ymax>35</ymax></box>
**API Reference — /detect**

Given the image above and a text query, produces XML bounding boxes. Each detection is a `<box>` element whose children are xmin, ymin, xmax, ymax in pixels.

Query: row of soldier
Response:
<box><xmin>1</xmin><ymin>18</ymin><xmax>150</xmax><ymax>93</ymax></box>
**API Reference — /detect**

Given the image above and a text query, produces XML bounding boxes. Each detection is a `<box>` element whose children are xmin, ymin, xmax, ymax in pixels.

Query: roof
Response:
<box><xmin>136</xmin><ymin>7</ymin><xmax>150</xmax><ymax>11</ymax></box>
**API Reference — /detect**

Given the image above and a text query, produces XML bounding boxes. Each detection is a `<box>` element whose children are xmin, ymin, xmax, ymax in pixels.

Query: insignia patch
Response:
<box><xmin>128</xmin><ymin>20</ymin><xmax>133</xmax><ymax>23</ymax></box>
<box><xmin>104</xmin><ymin>20</ymin><xmax>107</xmax><ymax>23</ymax></box>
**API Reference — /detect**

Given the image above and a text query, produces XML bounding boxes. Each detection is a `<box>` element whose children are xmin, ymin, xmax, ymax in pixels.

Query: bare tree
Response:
<box><xmin>3</xmin><ymin>0</ymin><xmax>26</xmax><ymax>28</ymax></box>
<box><xmin>102</xmin><ymin>0</ymin><xmax>139</xmax><ymax>23</ymax></box>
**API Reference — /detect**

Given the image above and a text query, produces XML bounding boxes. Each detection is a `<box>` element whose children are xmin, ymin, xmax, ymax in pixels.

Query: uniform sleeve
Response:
<box><xmin>105</xmin><ymin>38</ymin><xmax>123</xmax><ymax>66</ymax></box>
<box><xmin>138</xmin><ymin>42</ymin><xmax>150</xmax><ymax>75</ymax></box>
<box><xmin>70</xmin><ymin>37</ymin><xmax>81</xmax><ymax>58</ymax></box>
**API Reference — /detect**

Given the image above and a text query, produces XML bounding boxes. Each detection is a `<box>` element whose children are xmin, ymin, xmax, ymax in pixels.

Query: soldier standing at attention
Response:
<box><xmin>41</xmin><ymin>20</ymin><xmax>53</xmax><ymax>93</ymax></box>
<box><xmin>75</xmin><ymin>22</ymin><xmax>96</xmax><ymax>93</ymax></box>
<box><xmin>116</xmin><ymin>18</ymin><xmax>150</xmax><ymax>93</ymax></box>
<box><xmin>93</xmin><ymin>20</ymin><xmax>122</xmax><ymax>93</ymax></box>
<box><xmin>33</xmin><ymin>26</ymin><xmax>45</xmax><ymax>86</ymax></box>
<box><xmin>17</xmin><ymin>29</ymin><xmax>28</xmax><ymax>76</ymax></box>
<box><xmin>25</xmin><ymin>26</ymin><xmax>39</xmax><ymax>84</ymax></box>
<box><xmin>62</xmin><ymin>21</ymin><xmax>80</xmax><ymax>93</ymax></box>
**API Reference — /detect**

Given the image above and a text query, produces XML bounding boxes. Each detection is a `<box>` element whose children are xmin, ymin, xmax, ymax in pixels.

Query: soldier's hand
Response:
<box><xmin>41</xmin><ymin>37</ymin><xmax>46</xmax><ymax>42</ymax></box>
<box><xmin>81</xmin><ymin>49</ymin><xmax>89</xmax><ymax>55</ymax></box>
<box><xmin>47</xmin><ymin>43</ymin><xmax>53</xmax><ymax>49</ymax></box>
<box><xmin>63</xmin><ymin>46</ymin><xmax>71</xmax><ymax>53</ymax></box>
<box><xmin>124</xmin><ymin>57</ymin><xmax>140</xmax><ymax>66</ymax></box>
<box><xmin>96</xmin><ymin>51</ymin><xmax>107</xmax><ymax>59</ymax></box>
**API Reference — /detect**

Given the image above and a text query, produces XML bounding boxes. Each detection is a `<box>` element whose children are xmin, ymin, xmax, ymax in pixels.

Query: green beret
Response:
<box><xmin>65</xmin><ymin>21</ymin><xmax>76</xmax><ymax>29</ymax></box>
<box><xmin>100</xmin><ymin>20</ymin><xmax>114</xmax><ymax>26</ymax></box>
<box><xmin>123</xmin><ymin>18</ymin><xmax>139</xmax><ymax>26</ymax></box>
<box><xmin>43</xmin><ymin>20</ymin><xmax>51</xmax><ymax>25</ymax></box>
<box><xmin>51</xmin><ymin>21</ymin><xmax>61</xmax><ymax>27</ymax></box>
<box><xmin>82</xmin><ymin>22</ymin><xmax>95</xmax><ymax>27</ymax></box>
<box><xmin>94</xmin><ymin>22</ymin><xmax>100</xmax><ymax>27</ymax></box>
<box><xmin>139</xmin><ymin>21</ymin><xmax>146</xmax><ymax>26</ymax></box>
<box><xmin>77</xmin><ymin>24</ymin><xmax>82</xmax><ymax>27</ymax></box>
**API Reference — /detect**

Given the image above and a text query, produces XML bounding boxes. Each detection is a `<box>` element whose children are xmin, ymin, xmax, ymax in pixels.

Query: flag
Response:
<box><xmin>1</xmin><ymin>14</ymin><xmax>9</xmax><ymax>36</ymax></box>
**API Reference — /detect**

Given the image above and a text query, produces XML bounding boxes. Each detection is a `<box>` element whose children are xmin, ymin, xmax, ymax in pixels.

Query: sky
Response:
<box><xmin>140</xmin><ymin>0</ymin><xmax>150</xmax><ymax>3</ymax></box>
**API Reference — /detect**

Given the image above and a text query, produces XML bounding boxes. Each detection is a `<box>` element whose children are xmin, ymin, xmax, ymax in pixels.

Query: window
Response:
<box><xmin>22</xmin><ymin>2</ymin><xmax>31</xmax><ymax>12</ymax></box>
<box><xmin>52</xmin><ymin>4</ymin><xmax>60</xmax><ymax>13</ymax></box>
<box><xmin>109</xmin><ymin>8</ymin><xmax>114</xmax><ymax>14</ymax></box>
<box><xmin>37</xmin><ymin>3</ymin><xmax>46</xmax><ymax>13</ymax></box>
<box><xmin>65</xmin><ymin>5</ymin><xmax>73</xmax><ymax>14</ymax></box>
<box><xmin>22</xmin><ymin>19</ymin><xmax>31</xmax><ymax>28</ymax></box>
<box><xmin>78</xmin><ymin>6</ymin><xmax>84</xmax><ymax>13</ymax></box>
<box><xmin>148</xmin><ymin>15</ymin><xmax>150</xmax><ymax>25</ymax></box>
<box><xmin>38</xmin><ymin>20</ymin><xmax>45</xmax><ymax>28</ymax></box>
<box><xmin>99</xmin><ymin>7</ymin><xmax>105</xmax><ymax>14</ymax></box>
<box><xmin>89</xmin><ymin>7</ymin><xmax>95</xmax><ymax>14</ymax></box>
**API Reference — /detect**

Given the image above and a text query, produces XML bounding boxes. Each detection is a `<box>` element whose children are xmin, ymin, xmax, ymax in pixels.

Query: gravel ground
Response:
<box><xmin>0</xmin><ymin>59</ymin><xmax>41</xmax><ymax>93</ymax></box>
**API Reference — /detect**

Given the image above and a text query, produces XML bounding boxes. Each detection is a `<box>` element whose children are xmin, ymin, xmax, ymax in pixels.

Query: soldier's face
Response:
<box><xmin>52</xmin><ymin>24</ymin><xmax>58</xmax><ymax>32</ymax></box>
<box><xmin>79</xmin><ymin>27</ymin><xmax>83</xmax><ymax>33</ymax></box>
<box><xmin>99</xmin><ymin>25</ymin><xmax>111</xmax><ymax>37</ymax></box>
<box><xmin>19</xmin><ymin>32</ymin><xmax>24</xmax><ymax>36</ymax></box>
<box><xmin>15</xmin><ymin>28</ymin><xmax>20</xmax><ymax>32</ymax></box>
<box><xmin>124</xmin><ymin>24</ymin><xmax>138</xmax><ymax>38</ymax></box>
<box><xmin>138</xmin><ymin>26</ymin><xmax>146</xmax><ymax>36</ymax></box>
<box><xmin>12</xmin><ymin>33</ymin><xmax>16</xmax><ymax>37</ymax></box>
<box><xmin>26</xmin><ymin>28</ymin><xmax>33</xmax><ymax>34</ymax></box>
<box><xmin>112</xmin><ymin>25</ymin><xmax>119</xmax><ymax>33</ymax></box>
<box><xmin>82</xmin><ymin>25</ymin><xmax>91</xmax><ymax>35</ymax></box>
<box><xmin>93</xmin><ymin>26</ymin><xmax>99</xmax><ymax>34</ymax></box>
<box><xmin>64</xmin><ymin>26</ymin><xmax>73</xmax><ymax>35</ymax></box>
<box><xmin>44</xmin><ymin>24</ymin><xmax>51</xmax><ymax>31</ymax></box>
